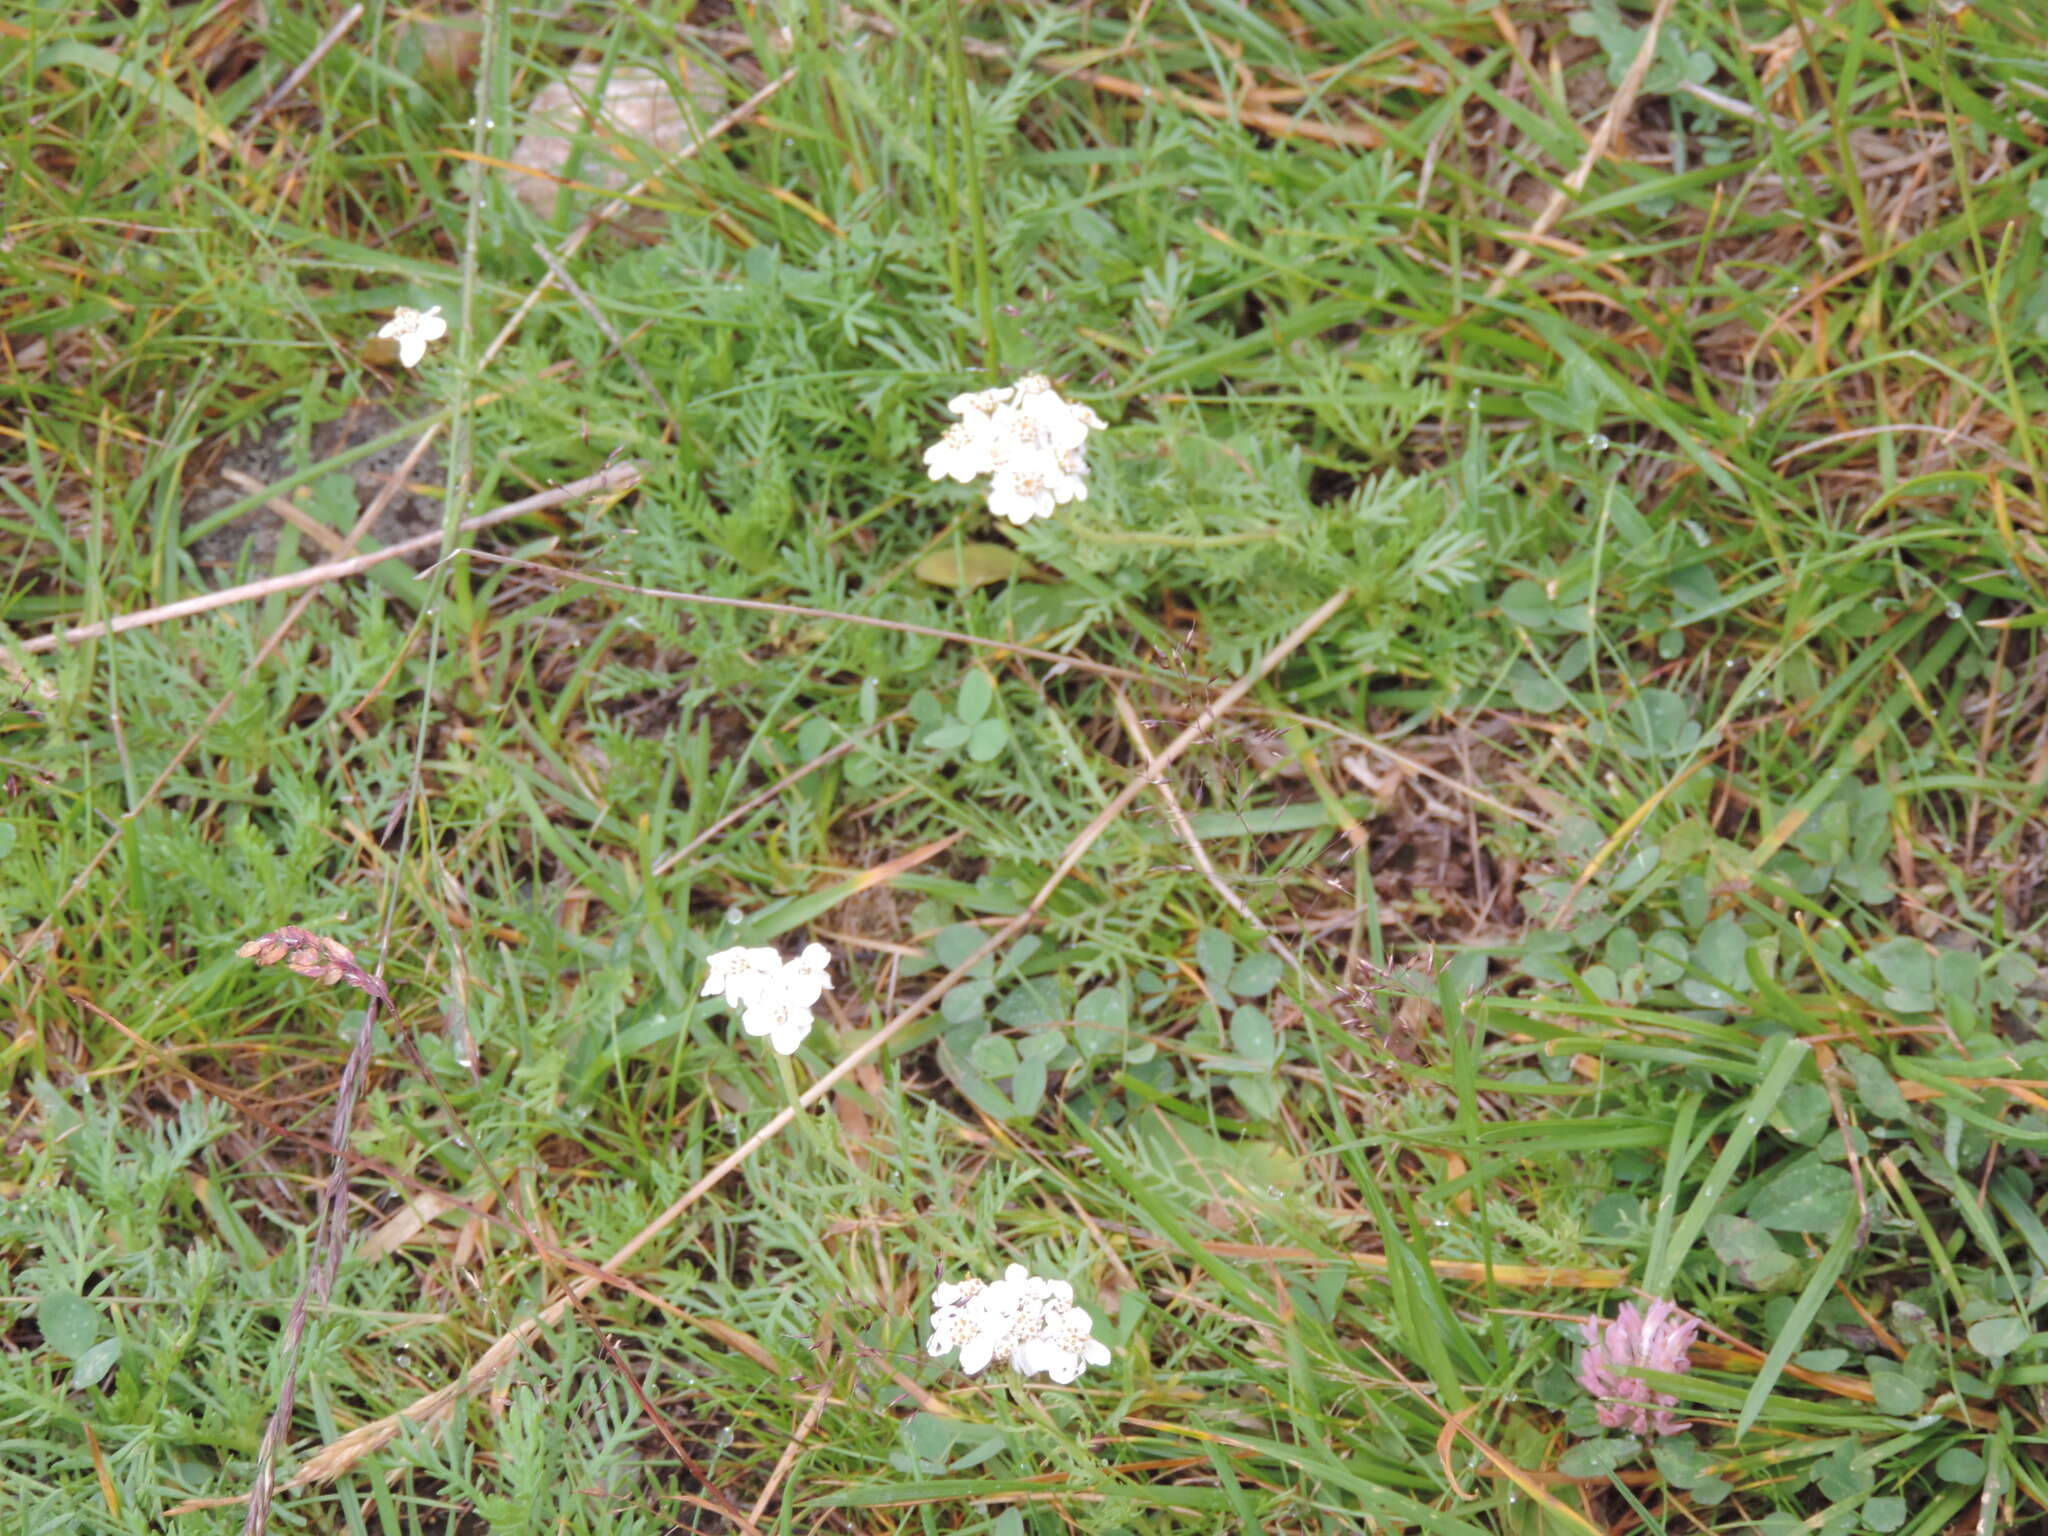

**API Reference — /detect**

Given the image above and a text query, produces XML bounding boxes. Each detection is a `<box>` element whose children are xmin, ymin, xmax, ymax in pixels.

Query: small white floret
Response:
<box><xmin>987</xmin><ymin>467</ymin><xmax>1063</xmax><ymax>527</ymax></box>
<box><xmin>923</xmin><ymin>422</ymin><xmax>994</xmax><ymax>483</ymax></box>
<box><xmin>701</xmin><ymin>945</ymin><xmax>783</xmax><ymax>1008</ymax></box>
<box><xmin>777</xmin><ymin>944</ymin><xmax>835</xmax><ymax>1010</ymax></box>
<box><xmin>375</xmin><ymin>305</ymin><xmax>449</xmax><ymax>369</ymax></box>
<box><xmin>740</xmin><ymin>993</ymin><xmax>814</xmax><ymax>1056</ymax></box>
<box><xmin>1011</xmin><ymin>374</ymin><xmax>1104</xmax><ymax>454</ymax></box>
<box><xmin>947</xmin><ymin>385</ymin><xmax>1015</xmax><ymax>418</ymax></box>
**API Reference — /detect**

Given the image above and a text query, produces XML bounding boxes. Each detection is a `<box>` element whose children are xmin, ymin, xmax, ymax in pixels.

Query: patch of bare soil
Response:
<box><xmin>179</xmin><ymin>403</ymin><xmax>447</xmax><ymax>579</ymax></box>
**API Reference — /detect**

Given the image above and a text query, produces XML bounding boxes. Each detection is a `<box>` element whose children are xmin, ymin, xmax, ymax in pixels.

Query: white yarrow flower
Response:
<box><xmin>701</xmin><ymin>941</ymin><xmax>833</xmax><ymax>1055</ymax></box>
<box><xmin>925</xmin><ymin>1263</ymin><xmax>1112</xmax><ymax>1383</ymax></box>
<box><xmin>376</xmin><ymin>305</ymin><xmax>449</xmax><ymax>369</ymax></box>
<box><xmin>924</xmin><ymin>374</ymin><xmax>1103</xmax><ymax>527</ymax></box>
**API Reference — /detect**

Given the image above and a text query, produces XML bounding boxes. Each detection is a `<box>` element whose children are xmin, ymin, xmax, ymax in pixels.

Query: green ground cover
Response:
<box><xmin>5</xmin><ymin>1</ymin><xmax>2048</xmax><ymax>1531</ymax></box>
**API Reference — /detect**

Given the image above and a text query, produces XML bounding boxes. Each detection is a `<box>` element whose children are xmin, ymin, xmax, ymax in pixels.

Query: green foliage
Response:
<box><xmin>915</xmin><ymin>667</ymin><xmax>1013</xmax><ymax>764</ymax></box>
<box><xmin>6</xmin><ymin>0</ymin><xmax>2048</xmax><ymax>1531</ymax></box>
<box><xmin>1568</xmin><ymin>0</ymin><xmax>1717</xmax><ymax>95</ymax></box>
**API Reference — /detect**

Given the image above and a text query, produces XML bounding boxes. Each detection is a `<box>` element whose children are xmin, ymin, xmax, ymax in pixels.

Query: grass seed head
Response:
<box><xmin>237</xmin><ymin>927</ymin><xmax>390</xmax><ymax>1004</ymax></box>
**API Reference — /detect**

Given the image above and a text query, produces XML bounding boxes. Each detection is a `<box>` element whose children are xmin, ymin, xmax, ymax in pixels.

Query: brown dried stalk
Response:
<box><xmin>237</xmin><ymin>926</ymin><xmax>390</xmax><ymax>1004</ymax></box>
<box><xmin>234</xmin><ymin>929</ymin><xmax>391</xmax><ymax>1536</ymax></box>
<box><xmin>17</xmin><ymin>462</ymin><xmax>642</xmax><ymax>657</ymax></box>
<box><xmin>1486</xmin><ymin>0</ymin><xmax>1680</xmax><ymax>299</ymax></box>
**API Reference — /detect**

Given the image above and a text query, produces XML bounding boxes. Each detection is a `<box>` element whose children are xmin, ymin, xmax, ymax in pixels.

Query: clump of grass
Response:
<box><xmin>5</xmin><ymin>2</ymin><xmax>2048</xmax><ymax>1534</ymax></box>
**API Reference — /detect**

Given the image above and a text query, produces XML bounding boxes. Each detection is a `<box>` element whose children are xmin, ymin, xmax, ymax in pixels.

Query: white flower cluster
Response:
<box><xmin>375</xmin><ymin>305</ymin><xmax>449</xmax><ymax>369</ymax></box>
<box><xmin>925</xmin><ymin>1263</ymin><xmax>1113</xmax><ymax>1384</ymax></box>
<box><xmin>922</xmin><ymin>374</ymin><xmax>1106</xmax><ymax>527</ymax></box>
<box><xmin>700</xmin><ymin>942</ymin><xmax>833</xmax><ymax>1056</ymax></box>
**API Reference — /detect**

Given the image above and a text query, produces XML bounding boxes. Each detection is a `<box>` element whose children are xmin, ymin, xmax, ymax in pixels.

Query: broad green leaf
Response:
<box><xmin>1935</xmin><ymin>1446</ymin><xmax>1985</xmax><ymax>1484</ymax></box>
<box><xmin>1936</xmin><ymin>949</ymin><xmax>1982</xmax><ymax>1008</ymax></box>
<box><xmin>1195</xmin><ymin>927</ymin><xmax>1235</xmax><ymax>993</ymax></box>
<box><xmin>1838</xmin><ymin>1046</ymin><xmax>1912</xmax><ymax>1123</ymax></box>
<box><xmin>1009</xmin><ymin>1056</ymin><xmax>1046</xmax><ymax>1118</ymax></box>
<box><xmin>1649</xmin><ymin>1436</ymin><xmax>1731</xmax><ymax>1501</ymax></box>
<box><xmin>1692</xmin><ymin>915</ymin><xmax>1751</xmax><ymax>988</ymax></box>
<box><xmin>1072</xmin><ymin>985</ymin><xmax>1128</xmax><ymax>1059</ymax></box>
<box><xmin>1643</xmin><ymin>930</ymin><xmax>1688</xmax><ymax>985</ymax></box>
<box><xmin>1767</xmin><ymin>1083</ymin><xmax>1831</xmax><ymax>1145</ymax></box>
<box><xmin>938</xmin><ymin>1038</ymin><xmax>1012</xmax><ymax>1121</ymax></box>
<box><xmin>1593</xmin><ymin>687</ymin><xmax>1703</xmax><ymax>759</ymax></box>
<box><xmin>1227</xmin><ymin>953</ymin><xmax>1284</xmax><ymax>998</ymax></box>
<box><xmin>1706</xmin><ymin>1214</ymin><xmax>1801</xmax><ymax>1292</ymax></box>
<box><xmin>1747</xmin><ymin>1158</ymin><xmax>1855</xmax><ymax>1233</ymax></box>
<box><xmin>965</xmin><ymin>717</ymin><xmax>1008</xmax><ymax>762</ymax></box>
<box><xmin>1556</xmin><ymin>1437</ymin><xmax>1639</xmax><ymax>1478</ymax></box>
<box><xmin>955</xmin><ymin>669</ymin><xmax>994</xmax><ymax>726</ymax></box>
<box><xmin>1606</xmin><ymin>488</ymin><xmax>1655</xmax><ymax>551</ymax></box>
<box><xmin>913</xmin><ymin>542</ymin><xmax>1035</xmax><ymax>589</ymax></box>
<box><xmin>994</xmin><ymin>977</ymin><xmax>1059</xmax><ymax>1029</ymax></box>
<box><xmin>1227</xmin><ymin>1004</ymin><xmax>1276</xmax><ymax>1065</ymax></box>
<box><xmin>1510</xmin><ymin>664</ymin><xmax>1568</xmax><ymax>712</ymax></box>
<box><xmin>1588</xmin><ymin>1192</ymin><xmax>1645</xmax><ymax>1239</ymax></box>
<box><xmin>1651</xmin><ymin>1438</ymin><xmax>1714</xmax><ymax>1488</ymax></box>
<box><xmin>890</xmin><ymin>1411</ymin><xmax>1010</xmax><ymax>1476</ymax></box>
<box><xmin>1231</xmin><ymin>1075</ymin><xmax>1282</xmax><ymax>1119</ymax></box>
<box><xmin>1017</xmin><ymin>1028</ymin><xmax>1066</xmax><ymax>1063</ymax></box>
<box><xmin>1499</xmin><ymin>579</ymin><xmax>1558</xmax><ymax>630</ymax></box>
<box><xmin>933</xmin><ymin>924</ymin><xmax>989</xmax><ymax>970</ymax></box>
<box><xmin>940</xmin><ymin>980</ymin><xmax>991</xmax><ymax>1024</ymax></box>
<box><xmin>1867</xmin><ymin>937</ymin><xmax>1937</xmax><ymax>1013</ymax></box>
<box><xmin>36</xmin><ymin>1294</ymin><xmax>99</xmax><ymax>1359</ymax></box>
<box><xmin>70</xmin><ymin>1337</ymin><xmax>122</xmax><ymax>1390</ymax></box>
<box><xmin>1870</xmin><ymin>1368</ymin><xmax>1921</xmax><ymax>1416</ymax></box>
<box><xmin>1814</xmin><ymin>1443</ymin><xmax>1872</xmax><ymax>1501</ymax></box>
<box><xmin>1966</xmin><ymin>1315</ymin><xmax>2028</xmax><ymax>1360</ymax></box>
<box><xmin>968</xmin><ymin>1034</ymin><xmax>1019</xmax><ymax>1077</ymax></box>
<box><xmin>796</xmin><ymin>716</ymin><xmax>835</xmax><ymax>762</ymax></box>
